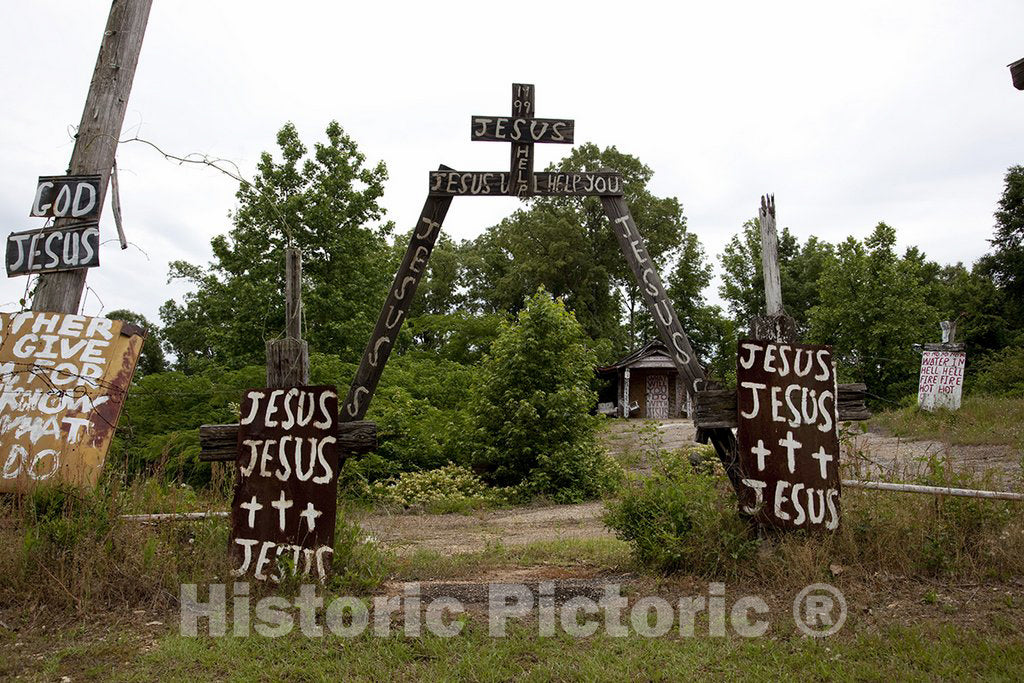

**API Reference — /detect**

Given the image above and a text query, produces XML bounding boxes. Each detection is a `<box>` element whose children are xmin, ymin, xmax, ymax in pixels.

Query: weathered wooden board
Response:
<box><xmin>509</xmin><ymin>84</ymin><xmax>536</xmax><ymax>197</ymax></box>
<box><xmin>7</xmin><ymin>224</ymin><xmax>100</xmax><ymax>276</ymax></box>
<box><xmin>693</xmin><ymin>383</ymin><xmax>870</xmax><ymax>428</ymax></box>
<box><xmin>198</xmin><ymin>420</ymin><xmax>376</xmax><ymax>461</ymax></box>
<box><xmin>342</xmin><ymin>186</ymin><xmax>453</xmax><ymax>421</ymax></box>
<box><xmin>230</xmin><ymin>385</ymin><xmax>339</xmax><ymax>582</ymax></box>
<box><xmin>735</xmin><ymin>340</ymin><xmax>842</xmax><ymax>531</ymax></box>
<box><xmin>30</xmin><ymin>175</ymin><xmax>103</xmax><ymax>220</ymax></box>
<box><xmin>0</xmin><ymin>312</ymin><xmax>143</xmax><ymax>492</ymax></box>
<box><xmin>918</xmin><ymin>349</ymin><xmax>965</xmax><ymax>411</ymax></box>
<box><xmin>470</xmin><ymin>116</ymin><xmax>574</xmax><ymax>144</ymax></box>
<box><xmin>601</xmin><ymin>195</ymin><xmax>743</xmax><ymax>494</ymax></box>
<box><xmin>429</xmin><ymin>171</ymin><xmax>624</xmax><ymax>197</ymax></box>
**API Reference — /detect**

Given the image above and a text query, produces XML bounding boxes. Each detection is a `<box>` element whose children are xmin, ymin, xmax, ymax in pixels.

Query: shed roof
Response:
<box><xmin>597</xmin><ymin>339</ymin><xmax>677</xmax><ymax>373</ymax></box>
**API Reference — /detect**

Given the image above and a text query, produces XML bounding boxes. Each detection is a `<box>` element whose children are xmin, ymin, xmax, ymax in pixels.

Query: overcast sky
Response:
<box><xmin>2</xmin><ymin>1</ymin><xmax>1022</xmax><ymax>327</ymax></box>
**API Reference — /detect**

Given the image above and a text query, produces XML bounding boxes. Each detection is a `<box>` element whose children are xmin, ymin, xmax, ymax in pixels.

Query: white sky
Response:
<box><xmin>2</xmin><ymin>1</ymin><xmax>1022</xmax><ymax>326</ymax></box>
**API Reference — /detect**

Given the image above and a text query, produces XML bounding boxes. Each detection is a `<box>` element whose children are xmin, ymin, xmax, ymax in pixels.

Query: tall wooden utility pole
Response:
<box><xmin>31</xmin><ymin>0</ymin><xmax>153</xmax><ymax>313</ymax></box>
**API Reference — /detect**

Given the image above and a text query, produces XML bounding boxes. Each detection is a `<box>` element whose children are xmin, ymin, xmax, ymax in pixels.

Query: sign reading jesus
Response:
<box><xmin>230</xmin><ymin>385</ymin><xmax>339</xmax><ymax>582</ymax></box>
<box><xmin>735</xmin><ymin>341</ymin><xmax>842</xmax><ymax>531</ymax></box>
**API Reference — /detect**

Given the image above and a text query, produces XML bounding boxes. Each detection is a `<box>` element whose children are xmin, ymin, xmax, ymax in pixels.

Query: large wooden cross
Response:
<box><xmin>429</xmin><ymin>84</ymin><xmax>622</xmax><ymax>198</ymax></box>
<box><xmin>342</xmin><ymin>84</ymin><xmax>746</xmax><ymax>494</ymax></box>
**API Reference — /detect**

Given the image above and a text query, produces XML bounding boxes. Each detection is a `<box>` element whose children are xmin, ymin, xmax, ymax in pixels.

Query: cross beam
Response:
<box><xmin>428</xmin><ymin>83</ymin><xmax>622</xmax><ymax>198</ymax></box>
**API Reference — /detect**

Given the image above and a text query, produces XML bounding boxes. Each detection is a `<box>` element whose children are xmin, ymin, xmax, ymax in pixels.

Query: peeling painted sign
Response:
<box><xmin>0</xmin><ymin>312</ymin><xmax>144</xmax><ymax>492</ymax></box>
<box><xmin>30</xmin><ymin>175</ymin><xmax>102</xmax><ymax>220</ymax></box>
<box><xmin>230</xmin><ymin>386</ymin><xmax>339</xmax><ymax>582</ymax></box>
<box><xmin>6</xmin><ymin>223</ymin><xmax>100</xmax><ymax>276</ymax></box>
<box><xmin>918</xmin><ymin>350</ymin><xmax>965</xmax><ymax>412</ymax></box>
<box><xmin>735</xmin><ymin>340</ymin><xmax>842</xmax><ymax>531</ymax></box>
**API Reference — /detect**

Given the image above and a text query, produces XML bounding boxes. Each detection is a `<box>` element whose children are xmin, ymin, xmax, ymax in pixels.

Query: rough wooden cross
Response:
<box><xmin>429</xmin><ymin>84</ymin><xmax>622</xmax><ymax>198</ymax></box>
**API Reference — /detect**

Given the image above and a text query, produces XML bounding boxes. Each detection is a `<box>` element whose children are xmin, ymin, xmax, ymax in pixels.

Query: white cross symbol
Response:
<box><xmin>271</xmin><ymin>490</ymin><xmax>294</xmax><ymax>532</ymax></box>
<box><xmin>750</xmin><ymin>439</ymin><xmax>771</xmax><ymax>472</ymax></box>
<box><xmin>778</xmin><ymin>431</ymin><xmax>803</xmax><ymax>474</ymax></box>
<box><xmin>811</xmin><ymin>445</ymin><xmax>834</xmax><ymax>479</ymax></box>
<box><xmin>240</xmin><ymin>495</ymin><xmax>263</xmax><ymax>528</ymax></box>
<box><xmin>299</xmin><ymin>501</ymin><xmax>322</xmax><ymax>533</ymax></box>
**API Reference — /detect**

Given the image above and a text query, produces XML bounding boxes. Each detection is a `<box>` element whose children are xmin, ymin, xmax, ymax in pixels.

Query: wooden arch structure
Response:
<box><xmin>340</xmin><ymin>84</ymin><xmax>743</xmax><ymax>492</ymax></box>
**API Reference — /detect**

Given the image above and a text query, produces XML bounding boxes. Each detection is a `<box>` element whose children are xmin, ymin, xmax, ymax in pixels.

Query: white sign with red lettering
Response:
<box><xmin>918</xmin><ymin>350</ymin><xmax>965</xmax><ymax>411</ymax></box>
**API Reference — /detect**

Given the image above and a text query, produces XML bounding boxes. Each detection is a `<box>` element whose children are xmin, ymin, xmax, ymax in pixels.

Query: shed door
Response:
<box><xmin>645</xmin><ymin>374</ymin><xmax>669</xmax><ymax>419</ymax></box>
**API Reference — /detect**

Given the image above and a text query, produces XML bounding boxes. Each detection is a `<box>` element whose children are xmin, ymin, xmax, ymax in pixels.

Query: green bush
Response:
<box><xmin>472</xmin><ymin>289</ymin><xmax>616</xmax><ymax>502</ymax></box>
<box><xmin>604</xmin><ymin>451</ymin><xmax>757</xmax><ymax>576</ymax></box>
<box><xmin>971</xmin><ymin>346</ymin><xmax>1024</xmax><ymax>397</ymax></box>
<box><xmin>369</xmin><ymin>464</ymin><xmax>506</xmax><ymax>512</ymax></box>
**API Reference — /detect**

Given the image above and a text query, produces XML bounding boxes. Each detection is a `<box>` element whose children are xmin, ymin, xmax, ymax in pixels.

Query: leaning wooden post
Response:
<box><xmin>600</xmin><ymin>192</ymin><xmax>743</xmax><ymax>494</ymax></box>
<box><xmin>266</xmin><ymin>247</ymin><xmax>309</xmax><ymax>388</ymax></box>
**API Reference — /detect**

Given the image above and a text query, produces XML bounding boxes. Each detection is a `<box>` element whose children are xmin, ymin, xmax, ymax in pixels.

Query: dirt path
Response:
<box><xmin>359</xmin><ymin>418</ymin><xmax>1022</xmax><ymax>557</ymax></box>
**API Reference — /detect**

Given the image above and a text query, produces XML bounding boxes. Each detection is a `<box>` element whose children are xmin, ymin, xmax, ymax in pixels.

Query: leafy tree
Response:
<box><xmin>718</xmin><ymin>219</ymin><xmax>833</xmax><ymax>334</ymax></box>
<box><xmin>461</xmin><ymin>144</ymin><xmax>688</xmax><ymax>356</ymax></box>
<box><xmin>665</xmin><ymin>231</ymin><xmax>733</xmax><ymax>381</ymax></box>
<box><xmin>807</xmin><ymin>223</ymin><xmax>939</xmax><ymax>402</ymax></box>
<box><xmin>106</xmin><ymin>309</ymin><xmax>166</xmax><ymax>377</ymax></box>
<box><xmin>978</xmin><ymin>165</ymin><xmax>1024</xmax><ymax>326</ymax></box>
<box><xmin>160</xmin><ymin>121</ymin><xmax>394</xmax><ymax>371</ymax></box>
<box><xmin>471</xmin><ymin>289</ymin><xmax>619</xmax><ymax>502</ymax></box>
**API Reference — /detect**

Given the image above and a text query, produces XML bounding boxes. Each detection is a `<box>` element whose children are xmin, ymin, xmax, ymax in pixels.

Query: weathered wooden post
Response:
<box><xmin>750</xmin><ymin>195</ymin><xmax>797</xmax><ymax>343</ymax></box>
<box><xmin>30</xmin><ymin>0</ymin><xmax>154</xmax><ymax>313</ymax></box>
<box><xmin>917</xmin><ymin>320</ymin><xmax>966</xmax><ymax>411</ymax></box>
<box><xmin>265</xmin><ymin>247</ymin><xmax>309</xmax><ymax>388</ymax></box>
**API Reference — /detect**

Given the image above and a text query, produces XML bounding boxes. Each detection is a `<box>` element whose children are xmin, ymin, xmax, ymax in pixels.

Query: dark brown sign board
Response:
<box><xmin>735</xmin><ymin>340</ymin><xmax>841</xmax><ymax>530</ymax></box>
<box><xmin>428</xmin><ymin>171</ymin><xmax>623</xmax><ymax>197</ymax></box>
<box><xmin>230</xmin><ymin>385</ymin><xmax>339</xmax><ymax>582</ymax></box>
<box><xmin>470</xmin><ymin>116</ymin><xmax>575</xmax><ymax>144</ymax></box>
<box><xmin>30</xmin><ymin>175</ymin><xmax>103</xmax><ymax>220</ymax></box>
<box><xmin>6</xmin><ymin>224</ymin><xmax>100</xmax><ymax>276</ymax></box>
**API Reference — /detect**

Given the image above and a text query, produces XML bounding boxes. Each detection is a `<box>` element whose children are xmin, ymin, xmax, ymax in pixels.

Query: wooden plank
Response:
<box><xmin>428</xmin><ymin>170</ymin><xmax>624</xmax><ymax>197</ymax></box>
<box><xmin>230</xmin><ymin>385</ymin><xmax>339</xmax><ymax>581</ymax></box>
<box><xmin>198</xmin><ymin>420</ymin><xmax>376</xmax><ymax>461</ymax></box>
<box><xmin>6</xmin><ymin>224</ymin><xmax>100</xmax><ymax>276</ymax></box>
<box><xmin>600</xmin><ymin>193</ymin><xmax>744</xmax><ymax>494</ymax></box>
<box><xmin>0</xmin><ymin>312</ymin><xmax>144</xmax><ymax>492</ymax></box>
<box><xmin>735</xmin><ymin>340</ymin><xmax>842</xmax><ymax>530</ymax></box>
<box><xmin>470</xmin><ymin>116</ymin><xmax>574</xmax><ymax>143</ymax></box>
<box><xmin>341</xmin><ymin>182</ymin><xmax>453</xmax><ymax>421</ymax></box>
<box><xmin>510</xmin><ymin>84</ymin><xmax>535</xmax><ymax>197</ymax></box>
<box><xmin>31</xmin><ymin>0</ymin><xmax>154</xmax><ymax>313</ymax></box>
<box><xmin>693</xmin><ymin>383</ymin><xmax>871</xmax><ymax>428</ymax></box>
<box><xmin>29</xmin><ymin>175</ymin><xmax>103</xmax><ymax>220</ymax></box>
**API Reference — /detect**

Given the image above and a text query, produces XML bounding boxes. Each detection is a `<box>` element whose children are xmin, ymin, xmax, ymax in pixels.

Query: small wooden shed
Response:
<box><xmin>596</xmin><ymin>340</ymin><xmax>689</xmax><ymax>419</ymax></box>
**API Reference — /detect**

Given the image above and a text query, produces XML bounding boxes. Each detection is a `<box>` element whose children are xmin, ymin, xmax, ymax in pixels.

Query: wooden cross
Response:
<box><xmin>470</xmin><ymin>83</ymin><xmax>573</xmax><ymax>196</ymax></box>
<box><xmin>430</xmin><ymin>84</ymin><xmax>621</xmax><ymax>198</ymax></box>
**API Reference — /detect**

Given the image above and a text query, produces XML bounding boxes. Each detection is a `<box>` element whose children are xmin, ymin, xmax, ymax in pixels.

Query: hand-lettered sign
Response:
<box><xmin>231</xmin><ymin>386</ymin><xmax>339</xmax><ymax>582</ymax></box>
<box><xmin>30</xmin><ymin>175</ymin><xmax>103</xmax><ymax>220</ymax></box>
<box><xmin>0</xmin><ymin>312</ymin><xmax>144</xmax><ymax>492</ymax></box>
<box><xmin>735</xmin><ymin>340</ymin><xmax>841</xmax><ymax>530</ymax></box>
<box><xmin>918</xmin><ymin>350</ymin><xmax>965</xmax><ymax>411</ymax></box>
<box><xmin>6</xmin><ymin>224</ymin><xmax>100</xmax><ymax>276</ymax></box>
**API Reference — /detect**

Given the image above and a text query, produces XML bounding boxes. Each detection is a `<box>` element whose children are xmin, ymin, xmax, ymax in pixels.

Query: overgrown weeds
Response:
<box><xmin>0</xmin><ymin>478</ymin><xmax>392</xmax><ymax>617</ymax></box>
<box><xmin>604</xmin><ymin>444</ymin><xmax>1024</xmax><ymax>586</ymax></box>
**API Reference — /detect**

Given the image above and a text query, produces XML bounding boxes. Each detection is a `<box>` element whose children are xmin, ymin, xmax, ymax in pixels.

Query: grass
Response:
<box><xmin>391</xmin><ymin>537</ymin><xmax>632</xmax><ymax>581</ymax></box>
<box><xmin>871</xmin><ymin>395</ymin><xmax>1024</xmax><ymax>452</ymax></box>
<box><xmin>36</xmin><ymin>621</ymin><xmax>1013</xmax><ymax>681</ymax></box>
